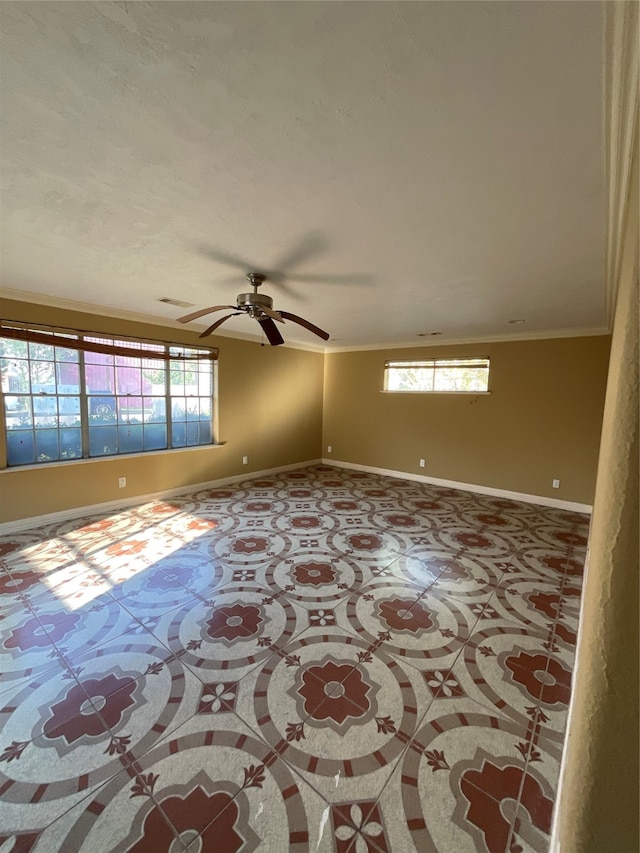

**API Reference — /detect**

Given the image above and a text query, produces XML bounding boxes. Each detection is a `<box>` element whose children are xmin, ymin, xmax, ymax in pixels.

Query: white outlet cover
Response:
<box><xmin>552</xmin><ymin>479</ymin><xmax>560</xmax><ymax>488</ymax></box>
<box><xmin>419</xmin><ymin>459</ymin><xmax>425</xmax><ymax>468</ymax></box>
<box><xmin>327</xmin><ymin>446</ymin><xmax>332</xmax><ymax>453</ymax></box>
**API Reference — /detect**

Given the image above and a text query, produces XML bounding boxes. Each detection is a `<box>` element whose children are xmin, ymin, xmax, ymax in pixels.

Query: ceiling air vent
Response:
<box><xmin>158</xmin><ymin>297</ymin><xmax>194</xmax><ymax>309</ymax></box>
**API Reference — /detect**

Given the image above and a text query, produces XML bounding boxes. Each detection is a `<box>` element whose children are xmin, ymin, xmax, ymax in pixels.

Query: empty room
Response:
<box><xmin>0</xmin><ymin>3</ymin><xmax>637</xmax><ymax>853</ymax></box>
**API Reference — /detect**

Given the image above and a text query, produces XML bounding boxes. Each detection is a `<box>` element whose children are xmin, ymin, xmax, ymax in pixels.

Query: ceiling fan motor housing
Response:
<box><xmin>237</xmin><ymin>291</ymin><xmax>274</xmax><ymax>319</ymax></box>
<box><xmin>237</xmin><ymin>292</ymin><xmax>273</xmax><ymax>309</ymax></box>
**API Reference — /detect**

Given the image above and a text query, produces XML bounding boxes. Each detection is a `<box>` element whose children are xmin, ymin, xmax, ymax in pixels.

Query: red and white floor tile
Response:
<box><xmin>0</xmin><ymin>465</ymin><xmax>585</xmax><ymax>852</ymax></box>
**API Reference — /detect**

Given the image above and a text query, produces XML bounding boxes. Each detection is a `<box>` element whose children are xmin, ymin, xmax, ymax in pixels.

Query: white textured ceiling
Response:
<box><xmin>0</xmin><ymin>1</ymin><xmax>606</xmax><ymax>349</ymax></box>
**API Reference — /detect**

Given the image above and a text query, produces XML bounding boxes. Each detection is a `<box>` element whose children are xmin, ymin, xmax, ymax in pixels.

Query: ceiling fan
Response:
<box><xmin>176</xmin><ymin>273</ymin><xmax>330</xmax><ymax>346</ymax></box>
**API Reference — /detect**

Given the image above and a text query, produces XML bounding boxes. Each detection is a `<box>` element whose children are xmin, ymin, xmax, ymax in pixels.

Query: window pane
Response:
<box><xmin>172</xmin><ymin>422</ymin><xmax>186</xmax><ymax>448</ymax></box>
<box><xmin>60</xmin><ymin>428</ymin><xmax>82</xmax><ymax>459</ymax></box>
<box><xmin>116</xmin><ymin>353</ymin><xmax>141</xmax><ymax>366</ymax></box>
<box><xmin>35</xmin><ymin>429</ymin><xmax>59</xmax><ymax>462</ymax></box>
<box><xmin>57</xmin><ymin>362</ymin><xmax>80</xmax><ymax>393</ymax></box>
<box><xmin>89</xmin><ymin>395</ymin><xmax>117</xmax><ymax>424</ymax></box>
<box><xmin>144</xmin><ymin>423</ymin><xmax>167</xmax><ymax>451</ymax></box>
<box><xmin>6</xmin><ymin>430</ymin><xmax>35</xmax><ymax>465</ymax></box>
<box><xmin>118</xmin><ymin>425</ymin><xmax>143</xmax><ymax>453</ymax></box>
<box><xmin>30</xmin><ymin>361</ymin><xmax>55</xmax><ymax>392</ymax></box>
<box><xmin>171</xmin><ymin>397</ymin><xmax>186</xmax><ymax>421</ymax></box>
<box><xmin>116</xmin><ymin>365</ymin><xmax>142</xmax><ymax>395</ymax></box>
<box><xmin>5</xmin><ymin>396</ymin><xmax>32</xmax><ymax>428</ymax></box>
<box><xmin>86</xmin><ymin>363</ymin><xmax>115</xmax><ymax>394</ymax></box>
<box><xmin>433</xmin><ymin>366</ymin><xmax>488</xmax><ymax>392</ymax></box>
<box><xmin>32</xmin><ymin>396</ymin><xmax>57</xmax><ymax>417</ymax></box>
<box><xmin>1</xmin><ymin>358</ymin><xmax>30</xmax><ymax>393</ymax></box>
<box><xmin>29</xmin><ymin>341</ymin><xmax>54</xmax><ymax>361</ymax></box>
<box><xmin>1</xmin><ymin>339</ymin><xmax>28</xmax><ymax>358</ymax></box>
<box><xmin>118</xmin><ymin>397</ymin><xmax>144</xmax><ymax>424</ymax></box>
<box><xmin>199</xmin><ymin>421</ymin><xmax>212</xmax><ymax>444</ymax></box>
<box><xmin>142</xmin><ymin>365</ymin><xmax>166</xmax><ymax>394</ymax></box>
<box><xmin>199</xmin><ymin>397</ymin><xmax>212</xmax><ymax>420</ymax></box>
<box><xmin>84</xmin><ymin>340</ymin><xmax>114</xmax><ymax>365</ymax></box>
<box><xmin>386</xmin><ymin>366</ymin><xmax>434</xmax><ymax>391</ymax></box>
<box><xmin>55</xmin><ymin>345</ymin><xmax>79</xmax><ymax>363</ymax></box>
<box><xmin>185</xmin><ymin>398</ymin><xmax>199</xmax><ymax>420</ymax></box>
<box><xmin>144</xmin><ymin>397</ymin><xmax>165</xmax><ymax>422</ymax></box>
<box><xmin>170</xmin><ymin>367</ymin><xmax>185</xmax><ymax>395</ymax></box>
<box><xmin>89</xmin><ymin>426</ymin><xmax>118</xmax><ymax>456</ymax></box>
<box><xmin>186</xmin><ymin>420</ymin><xmax>199</xmax><ymax>446</ymax></box>
<box><xmin>59</xmin><ymin>396</ymin><xmax>81</xmax><ymax>417</ymax></box>
<box><xmin>185</xmin><ymin>365</ymin><xmax>200</xmax><ymax>395</ymax></box>
<box><xmin>198</xmin><ymin>372</ymin><xmax>212</xmax><ymax>395</ymax></box>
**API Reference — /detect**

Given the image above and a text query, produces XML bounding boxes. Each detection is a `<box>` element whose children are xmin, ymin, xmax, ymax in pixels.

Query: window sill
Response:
<box><xmin>0</xmin><ymin>443</ymin><xmax>226</xmax><ymax>473</ymax></box>
<box><xmin>380</xmin><ymin>390</ymin><xmax>492</xmax><ymax>395</ymax></box>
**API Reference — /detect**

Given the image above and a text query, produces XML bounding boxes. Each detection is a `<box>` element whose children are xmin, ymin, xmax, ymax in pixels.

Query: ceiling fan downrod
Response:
<box><xmin>238</xmin><ymin>273</ymin><xmax>274</xmax><ymax>319</ymax></box>
<box><xmin>246</xmin><ymin>272</ymin><xmax>266</xmax><ymax>292</ymax></box>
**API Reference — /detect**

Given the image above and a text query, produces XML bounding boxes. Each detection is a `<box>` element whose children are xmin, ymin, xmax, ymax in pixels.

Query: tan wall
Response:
<box><xmin>323</xmin><ymin>337</ymin><xmax>610</xmax><ymax>505</ymax></box>
<box><xmin>0</xmin><ymin>298</ymin><xmax>612</xmax><ymax>522</ymax></box>
<box><xmin>552</xmin><ymin>62</ymin><xmax>638</xmax><ymax>852</ymax></box>
<box><xmin>0</xmin><ymin>299</ymin><xmax>324</xmax><ymax>523</ymax></box>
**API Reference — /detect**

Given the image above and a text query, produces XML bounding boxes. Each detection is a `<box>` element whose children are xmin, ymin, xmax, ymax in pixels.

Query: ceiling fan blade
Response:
<box><xmin>261</xmin><ymin>305</ymin><xmax>285</xmax><ymax>323</ymax></box>
<box><xmin>258</xmin><ymin>276</ymin><xmax>305</xmax><ymax>302</ymax></box>
<box><xmin>177</xmin><ymin>305</ymin><xmax>237</xmax><ymax>323</ymax></box>
<box><xmin>258</xmin><ymin>316</ymin><xmax>285</xmax><ymax>346</ymax></box>
<box><xmin>279</xmin><ymin>311</ymin><xmax>330</xmax><ymax>341</ymax></box>
<box><xmin>273</xmin><ymin>232</ymin><xmax>327</xmax><ymax>272</ymax></box>
<box><xmin>289</xmin><ymin>273</ymin><xmax>372</xmax><ymax>286</ymax></box>
<box><xmin>199</xmin><ymin>313</ymin><xmax>243</xmax><ymax>338</ymax></box>
<box><xmin>198</xmin><ymin>247</ymin><xmax>257</xmax><ymax>271</ymax></box>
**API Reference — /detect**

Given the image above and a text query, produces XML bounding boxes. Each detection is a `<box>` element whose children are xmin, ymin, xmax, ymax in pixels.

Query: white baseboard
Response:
<box><xmin>0</xmin><ymin>456</ymin><xmax>591</xmax><ymax>534</ymax></box>
<box><xmin>0</xmin><ymin>459</ymin><xmax>322</xmax><ymax>535</ymax></box>
<box><xmin>322</xmin><ymin>458</ymin><xmax>592</xmax><ymax>514</ymax></box>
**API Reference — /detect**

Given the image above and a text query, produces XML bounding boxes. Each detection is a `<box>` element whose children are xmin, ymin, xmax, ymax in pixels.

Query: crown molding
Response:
<box><xmin>604</xmin><ymin>0</ymin><xmax>639</xmax><ymax>325</ymax></box>
<box><xmin>324</xmin><ymin>326</ymin><xmax>611</xmax><ymax>353</ymax></box>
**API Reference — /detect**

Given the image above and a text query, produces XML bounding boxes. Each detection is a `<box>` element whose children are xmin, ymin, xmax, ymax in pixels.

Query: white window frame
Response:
<box><xmin>383</xmin><ymin>357</ymin><xmax>491</xmax><ymax>394</ymax></box>
<box><xmin>1</xmin><ymin>324</ymin><xmax>218</xmax><ymax>467</ymax></box>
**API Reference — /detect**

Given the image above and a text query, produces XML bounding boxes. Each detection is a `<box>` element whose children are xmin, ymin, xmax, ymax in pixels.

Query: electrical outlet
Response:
<box><xmin>118</xmin><ymin>477</ymin><xmax>126</xmax><ymax>488</ymax></box>
<box><xmin>327</xmin><ymin>445</ymin><xmax>332</xmax><ymax>453</ymax></box>
<box><xmin>419</xmin><ymin>459</ymin><xmax>425</xmax><ymax>468</ymax></box>
<box><xmin>242</xmin><ymin>456</ymin><xmax>248</xmax><ymax>465</ymax></box>
<box><xmin>552</xmin><ymin>479</ymin><xmax>560</xmax><ymax>489</ymax></box>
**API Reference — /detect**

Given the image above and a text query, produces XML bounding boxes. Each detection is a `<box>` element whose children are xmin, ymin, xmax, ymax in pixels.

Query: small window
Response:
<box><xmin>384</xmin><ymin>358</ymin><xmax>490</xmax><ymax>393</ymax></box>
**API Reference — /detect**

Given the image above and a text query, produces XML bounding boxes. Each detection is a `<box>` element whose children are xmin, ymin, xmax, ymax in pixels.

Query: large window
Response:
<box><xmin>384</xmin><ymin>358</ymin><xmax>490</xmax><ymax>393</ymax></box>
<box><xmin>1</xmin><ymin>327</ymin><xmax>216</xmax><ymax>466</ymax></box>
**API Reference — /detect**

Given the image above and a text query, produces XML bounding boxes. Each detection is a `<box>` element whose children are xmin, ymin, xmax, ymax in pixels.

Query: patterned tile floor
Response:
<box><xmin>0</xmin><ymin>464</ymin><xmax>587</xmax><ymax>852</ymax></box>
